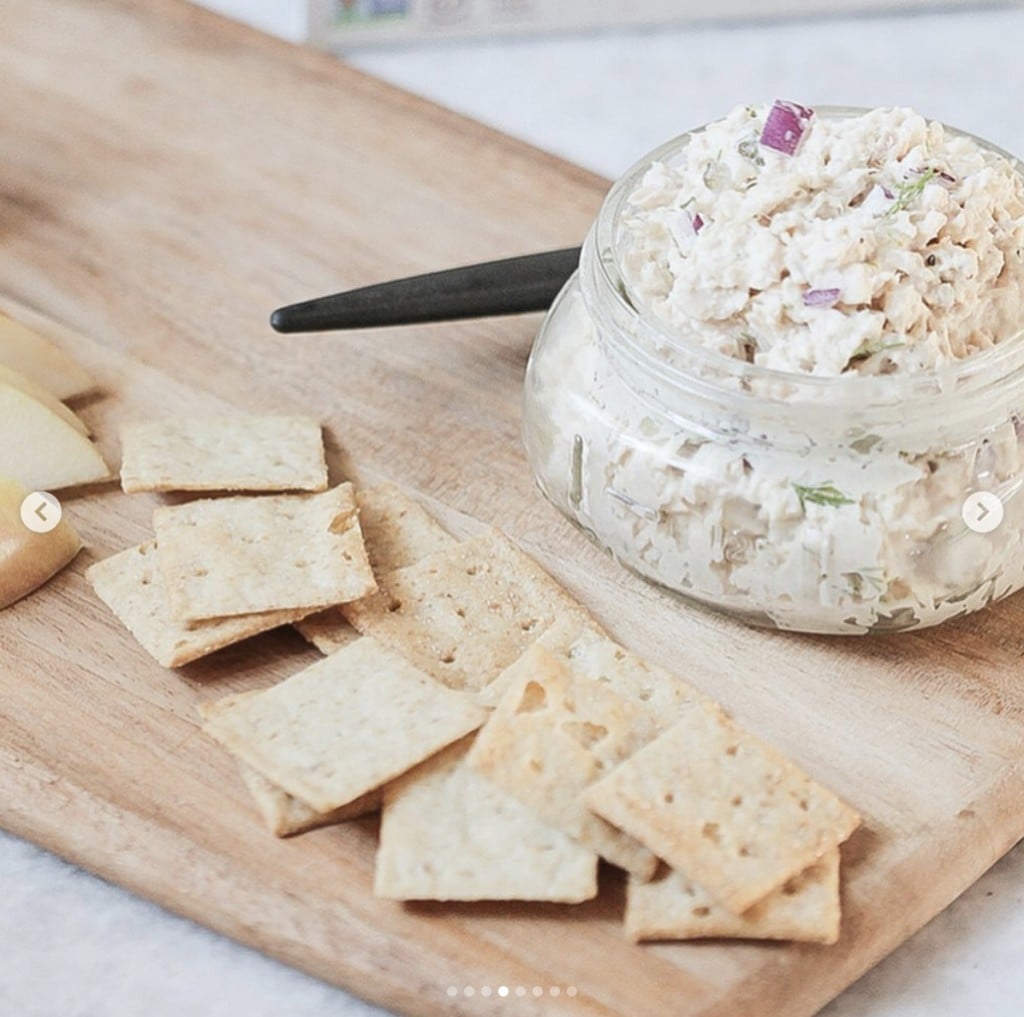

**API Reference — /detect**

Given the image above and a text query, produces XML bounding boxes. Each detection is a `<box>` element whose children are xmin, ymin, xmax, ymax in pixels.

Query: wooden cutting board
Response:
<box><xmin>1</xmin><ymin>3</ymin><xmax>1022</xmax><ymax>1015</ymax></box>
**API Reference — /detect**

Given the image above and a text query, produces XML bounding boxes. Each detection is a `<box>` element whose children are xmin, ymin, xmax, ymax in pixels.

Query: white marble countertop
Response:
<box><xmin>3</xmin><ymin>4</ymin><xmax>1023</xmax><ymax>1015</ymax></box>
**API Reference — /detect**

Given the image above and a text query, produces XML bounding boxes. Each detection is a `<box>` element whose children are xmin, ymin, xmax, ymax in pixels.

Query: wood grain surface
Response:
<box><xmin>1</xmin><ymin>3</ymin><xmax>1023</xmax><ymax>1016</ymax></box>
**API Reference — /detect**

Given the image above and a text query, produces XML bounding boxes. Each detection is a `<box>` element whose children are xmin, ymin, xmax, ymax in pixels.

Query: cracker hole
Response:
<box><xmin>387</xmin><ymin>598</ymin><xmax>402</xmax><ymax>612</ymax></box>
<box><xmin>692</xmin><ymin>906</ymin><xmax>711</xmax><ymax>918</ymax></box>
<box><xmin>738</xmin><ymin>844</ymin><xmax>755</xmax><ymax>858</ymax></box>
<box><xmin>561</xmin><ymin>721</ymin><xmax>608</xmax><ymax>750</ymax></box>
<box><xmin>516</xmin><ymin>681</ymin><xmax>547</xmax><ymax>713</ymax></box>
<box><xmin>781</xmin><ymin>879</ymin><xmax>800</xmax><ymax>896</ymax></box>
<box><xmin>455</xmin><ymin>607</ymin><xmax>467</xmax><ymax>618</ymax></box>
<box><xmin>725</xmin><ymin>745</ymin><xmax>739</xmax><ymax>757</ymax></box>
<box><xmin>614</xmin><ymin>649</ymin><xmax>626</xmax><ymax>661</ymax></box>
<box><xmin>519</xmin><ymin>618</ymin><xmax>539</xmax><ymax>632</ymax></box>
<box><xmin>701</xmin><ymin>822</ymin><xmax>721</xmax><ymax>844</ymax></box>
<box><xmin>466</xmin><ymin>565</ymin><xmax>479</xmax><ymax>576</ymax></box>
<box><xmin>638</xmin><ymin>689</ymin><xmax>652</xmax><ymax>702</ymax></box>
<box><xmin>798</xmin><ymin>798</ymin><xmax>809</xmax><ymax>811</ymax></box>
<box><xmin>662</xmin><ymin>791</ymin><xmax>675</xmax><ymax>805</ymax></box>
<box><xmin>730</xmin><ymin>795</ymin><xmax>743</xmax><ymax>808</ymax></box>
<box><xmin>194</xmin><ymin>568</ymin><xmax>208</xmax><ymax>578</ymax></box>
<box><xmin>440</xmin><ymin>651</ymin><xmax>457</xmax><ymax>665</ymax></box>
<box><xmin>528</xmin><ymin>757</ymin><xmax>544</xmax><ymax>774</ymax></box>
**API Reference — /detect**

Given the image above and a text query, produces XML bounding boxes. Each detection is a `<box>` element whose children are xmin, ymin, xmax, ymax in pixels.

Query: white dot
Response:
<box><xmin>551</xmin><ymin>986</ymin><xmax>561</xmax><ymax>997</ymax></box>
<box><xmin>533</xmin><ymin>986</ymin><xmax>544</xmax><ymax>997</ymax></box>
<box><xmin>446</xmin><ymin>987</ymin><xmax>458</xmax><ymax>997</ymax></box>
<box><xmin>480</xmin><ymin>987</ymin><xmax>492</xmax><ymax>998</ymax></box>
<box><xmin>464</xmin><ymin>986</ymin><xmax>475</xmax><ymax>997</ymax></box>
<box><xmin>498</xmin><ymin>986</ymin><xmax>509</xmax><ymax>997</ymax></box>
<box><xmin>567</xmin><ymin>986</ymin><xmax>578</xmax><ymax>997</ymax></box>
<box><xmin>515</xmin><ymin>986</ymin><xmax>527</xmax><ymax>997</ymax></box>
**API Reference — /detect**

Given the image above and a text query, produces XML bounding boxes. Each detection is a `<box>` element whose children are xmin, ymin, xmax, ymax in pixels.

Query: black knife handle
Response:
<box><xmin>269</xmin><ymin>246</ymin><xmax>581</xmax><ymax>333</ymax></box>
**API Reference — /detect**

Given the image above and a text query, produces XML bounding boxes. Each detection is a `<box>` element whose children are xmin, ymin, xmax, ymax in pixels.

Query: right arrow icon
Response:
<box><xmin>961</xmin><ymin>491</ymin><xmax>1003</xmax><ymax>534</ymax></box>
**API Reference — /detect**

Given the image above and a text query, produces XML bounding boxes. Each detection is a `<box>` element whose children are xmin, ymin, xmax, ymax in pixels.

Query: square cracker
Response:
<box><xmin>294</xmin><ymin>482</ymin><xmax>456</xmax><ymax>655</ymax></box>
<box><xmin>154</xmin><ymin>483</ymin><xmax>376</xmax><ymax>622</ymax></box>
<box><xmin>86</xmin><ymin>542</ymin><xmax>310</xmax><ymax>668</ymax></box>
<box><xmin>375</xmin><ymin>736</ymin><xmax>598</xmax><ymax>902</ymax></box>
<box><xmin>357</xmin><ymin>481</ymin><xmax>457</xmax><ymax>573</ymax></box>
<box><xmin>479</xmin><ymin>614</ymin><xmax>712</xmax><ymax>717</ymax></box>
<box><xmin>341</xmin><ymin>529</ymin><xmax>591</xmax><ymax>692</ymax></box>
<box><xmin>584</xmin><ymin>709</ymin><xmax>861</xmax><ymax>914</ymax></box>
<box><xmin>467</xmin><ymin>644</ymin><xmax>659</xmax><ymax>879</ymax></box>
<box><xmin>625</xmin><ymin>850</ymin><xmax>842</xmax><ymax>944</ymax></box>
<box><xmin>201</xmin><ymin>635</ymin><xmax>487</xmax><ymax>813</ymax></box>
<box><xmin>119</xmin><ymin>415</ymin><xmax>327</xmax><ymax>494</ymax></box>
<box><xmin>198</xmin><ymin>693</ymin><xmax>380</xmax><ymax>836</ymax></box>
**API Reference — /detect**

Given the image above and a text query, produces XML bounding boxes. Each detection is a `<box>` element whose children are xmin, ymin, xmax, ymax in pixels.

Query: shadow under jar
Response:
<box><xmin>523</xmin><ymin>110</ymin><xmax>1024</xmax><ymax>634</ymax></box>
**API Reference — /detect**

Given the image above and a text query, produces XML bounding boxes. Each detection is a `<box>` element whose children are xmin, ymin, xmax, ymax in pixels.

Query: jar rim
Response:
<box><xmin>589</xmin><ymin>104</ymin><xmax>1024</xmax><ymax>409</ymax></box>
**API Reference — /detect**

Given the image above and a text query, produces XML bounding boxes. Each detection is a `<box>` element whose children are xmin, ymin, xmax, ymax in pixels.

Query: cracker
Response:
<box><xmin>479</xmin><ymin>614</ymin><xmax>709</xmax><ymax>716</ymax></box>
<box><xmin>198</xmin><ymin>693</ymin><xmax>380</xmax><ymax>836</ymax></box>
<box><xmin>292</xmin><ymin>608</ymin><xmax>362</xmax><ymax>655</ymax></box>
<box><xmin>341</xmin><ymin>529</ymin><xmax>591</xmax><ymax>692</ymax></box>
<box><xmin>375</xmin><ymin>736</ymin><xmax>598</xmax><ymax>902</ymax></box>
<box><xmin>201</xmin><ymin>635</ymin><xmax>487</xmax><ymax>813</ymax></box>
<box><xmin>467</xmin><ymin>645</ymin><xmax>659</xmax><ymax>878</ymax></box>
<box><xmin>154</xmin><ymin>483</ymin><xmax>376</xmax><ymax>622</ymax></box>
<box><xmin>625</xmin><ymin>850</ymin><xmax>842</xmax><ymax>943</ymax></box>
<box><xmin>86</xmin><ymin>542</ymin><xmax>310</xmax><ymax>668</ymax></box>
<box><xmin>584</xmin><ymin>709</ymin><xmax>861</xmax><ymax>914</ymax></box>
<box><xmin>119</xmin><ymin>415</ymin><xmax>327</xmax><ymax>494</ymax></box>
<box><xmin>293</xmin><ymin>483</ymin><xmax>455</xmax><ymax>655</ymax></box>
<box><xmin>357</xmin><ymin>482</ymin><xmax>458</xmax><ymax>572</ymax></box>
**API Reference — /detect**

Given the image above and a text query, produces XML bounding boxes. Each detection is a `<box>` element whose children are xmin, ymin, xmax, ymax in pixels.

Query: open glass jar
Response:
<box><xmin>523</xmin><ymin>116</ymin><xmax>1024</xmax><ymax>634</ymax></box>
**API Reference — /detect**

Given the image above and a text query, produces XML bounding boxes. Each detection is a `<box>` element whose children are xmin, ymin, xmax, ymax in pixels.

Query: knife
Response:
<box><xmin>269</xmin><ymin>247</ymin><xmax>581</xmax><ymax>333</ymax></box>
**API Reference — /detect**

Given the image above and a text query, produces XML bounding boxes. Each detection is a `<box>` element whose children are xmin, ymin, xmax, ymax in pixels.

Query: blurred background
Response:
<box><xmin>196</xmin><ymin>0</ymin><xmax>1024</xmax><ymax>180</ymax></box>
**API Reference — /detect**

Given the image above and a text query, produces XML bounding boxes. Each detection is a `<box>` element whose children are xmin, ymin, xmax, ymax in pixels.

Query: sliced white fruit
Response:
<box><xmin>0</xmin><ymin>476</ymin><xmax>82</xmax><ymax>609</ymax></box>
<box><xmin>0</xmin><ymin>305</ymin><xmax>96</xmax><ymax>400</ymax></box>
<box><xmin>0</xmin><ymin>362</ymin><xmax>89</xmax><ymax>435</ymax></box>
<box><xmin>0</xmin><ymin>382</ymin><xmax>110</xmax><ymax>491</ymax></box>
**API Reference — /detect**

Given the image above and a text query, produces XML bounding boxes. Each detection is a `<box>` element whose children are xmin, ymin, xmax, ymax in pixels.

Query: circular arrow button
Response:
<box><xmin>20</xmin><ymin>491</ymin><xmax>63</xmax><ymax>534</ymax></box>
<box><xmin>961</xmin><ymin>491</ymin><xmax>1003</xmax><ymax>534</ymax></box>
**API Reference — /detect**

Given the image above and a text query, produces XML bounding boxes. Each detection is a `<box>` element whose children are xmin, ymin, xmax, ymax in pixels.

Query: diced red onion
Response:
<box><xmin>691</xmin><ymin>211</ymin><xmax>705</xmax><ymax>233</ymax></box>
<box><xmin>760</xmin><ymin>100</ymin><xmax>814</xmax><ymax>155</ymax></box>
<box><xmin>881</xmin><ymin>186</ymin><xmax>895</xmax><ymax>200</ymax></box>
<box><xmin>803</xmin><ymin>287</ymin><xmax>841</xmax><ymax>307</ymax></box>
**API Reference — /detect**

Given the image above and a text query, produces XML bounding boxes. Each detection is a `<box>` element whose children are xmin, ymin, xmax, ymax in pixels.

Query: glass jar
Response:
<box><xmin>522</xmin><ymin>115</ymin><xmax>1024</xmax><ymax>635</ymax></box>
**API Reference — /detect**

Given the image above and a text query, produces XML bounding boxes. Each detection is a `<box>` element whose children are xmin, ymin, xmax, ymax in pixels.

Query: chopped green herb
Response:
<box><xmin>849</xmin><ymin>433</ymin><xmax>883</xmax><ymax>455</ymax></box>
<box><xmin>843</xmin><ymin>568</ymin><xmax>888</xmax><ymax>598</ymax></box>
<box><xmin>883</xmin><ymin>168</ymin><xmax>938</xmax><ymax>218</ymax></box>
<box><xmin>848</xmin><ymin>338</ymin><xmax>906</xmax><ymax>363</ymax></box>
<box><xmin>679</xmin><ymin>196</ymin><xmax>695</xmax><ymax>209</ymax></box>
<box><xmin>737</xmin><ymin>137</ymin><xmax>764</xmax><ymax>166</ymax></box>
<box><xmin>793</xmin><ymin>481</ymin><xmax>855</xmax><ymax>510</ymax></box>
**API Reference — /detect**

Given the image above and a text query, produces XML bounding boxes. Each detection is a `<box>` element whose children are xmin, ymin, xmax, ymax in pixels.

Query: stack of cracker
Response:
<box><xmin>88</xmin><ymin>415</ymin><xmax>376</xmax><ymax>666</ymax></box>
<box><xmin>89</xmin><ymin>417</ymin><xmax>861</xmax><ymax>943</ymax></box>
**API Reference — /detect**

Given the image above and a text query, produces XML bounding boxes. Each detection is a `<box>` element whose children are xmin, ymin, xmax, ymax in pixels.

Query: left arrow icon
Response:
<box><xmin>21</xmin><ymin>492</ymin><xmax>62</xmax><ymax>534</ymax></box>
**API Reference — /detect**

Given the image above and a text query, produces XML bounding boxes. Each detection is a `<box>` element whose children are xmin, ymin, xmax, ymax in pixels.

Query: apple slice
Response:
<box><xmin>0</xmin><ymin>305</ymin><xmax>96</xmax><ymax>400</ymax></box>
<box><xmin>0</xmin><ymin>382</ymin><xmax>111</xmax><ymax>491</ymax></box>
<box><xmin>0</xmin><ymin>477</ymin><xmax>82</xmax><ymax>609</ymax></box>
<box><xmin>0</xmin><ymin>362</ymin><xmax>89</xmax><ymax>435</ymax></box>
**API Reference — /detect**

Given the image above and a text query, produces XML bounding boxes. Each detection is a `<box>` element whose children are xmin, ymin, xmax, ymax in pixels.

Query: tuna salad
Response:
<box><xmin>619</xmin><ymin>102</ymin><xmax>1024</xmax><ymax>376</ymax></box>
<box><xmin>523</xmin><ymin>103</ymin><xmax>1024</xmax><ymax>634</ymax></box>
